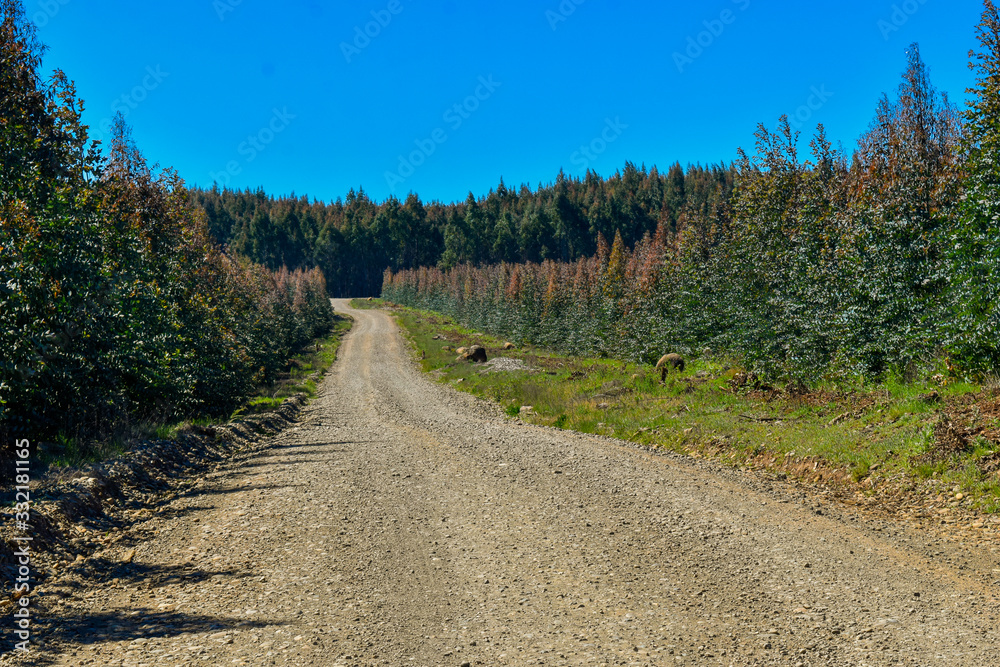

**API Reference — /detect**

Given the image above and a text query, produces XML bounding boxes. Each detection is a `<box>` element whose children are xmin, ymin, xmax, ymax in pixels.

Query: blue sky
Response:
<box><xmin>34</xmin><ymin>0</ymin><xmax>983</xmax><ymax>204</ymax></box>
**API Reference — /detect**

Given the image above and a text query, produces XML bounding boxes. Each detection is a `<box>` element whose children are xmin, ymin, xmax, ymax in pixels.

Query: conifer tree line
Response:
<box><xmin>0</xmin><ymin>0</ymin><xmax>335</xmax><ymax>457</ymax></box>
<box><xmin>190</xmin><ymin>162</ymin><xmax>735</xmax><ymax>299</ymax></box>
<box><xmin>385</xmin><ymin>5</ymin><xmax>1000</xmax><ymax>383</ymax></box>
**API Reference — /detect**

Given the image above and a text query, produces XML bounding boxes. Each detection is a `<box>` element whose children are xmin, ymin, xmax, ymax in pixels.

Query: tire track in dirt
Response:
<box><xmin>18</xmin><ymin>299</ymin><xmax>1000</xmax><ymax>666</ymax></box>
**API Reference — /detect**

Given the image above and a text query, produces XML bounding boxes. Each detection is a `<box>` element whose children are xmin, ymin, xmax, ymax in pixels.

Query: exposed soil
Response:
<box><xmin>480</xmin><ymin>357</ymin><xmax>540</xmax><ymax>374</ymax></box>
<box><xmin>8</xmin><ymin>300</ymin><xmax>1000</xmax><ymax>666</ymax></box>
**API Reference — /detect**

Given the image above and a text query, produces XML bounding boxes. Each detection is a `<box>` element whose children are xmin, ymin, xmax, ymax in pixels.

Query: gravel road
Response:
<box><xmin>34</xmin><ymin>300</ymin><xmax>1000</xmax><ymax>666</ymax></box>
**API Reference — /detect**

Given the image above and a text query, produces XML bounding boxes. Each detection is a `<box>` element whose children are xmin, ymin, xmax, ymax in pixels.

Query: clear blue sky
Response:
<box><xmin>33</xmin><ymin>0</ymin><xmax>983</xmax><ymax>204</ymax></box>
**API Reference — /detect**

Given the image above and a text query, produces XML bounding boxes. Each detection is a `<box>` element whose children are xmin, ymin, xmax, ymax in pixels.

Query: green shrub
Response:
<box><xmin>0</xmin><ymin>4</ymin><xmax>336</xmax><ymax>466</ymax></box>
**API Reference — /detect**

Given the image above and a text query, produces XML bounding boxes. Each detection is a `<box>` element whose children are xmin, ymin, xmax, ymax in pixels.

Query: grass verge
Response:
<box><xmin>373</xmin><ymin>300</ymin><xmax>1000</xmax><ymax>521</ymax></box>
<box><xmin>233</xmin><ymin>314</ymin><xmax>353</xmax><ymax>417</ymax></box>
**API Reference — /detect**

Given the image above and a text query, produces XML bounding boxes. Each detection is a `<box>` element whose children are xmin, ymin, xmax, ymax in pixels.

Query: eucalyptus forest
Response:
<box><xmin>4</xmin><ymin>0</ymin><xmax>1000</xmax><ymax>458</ymax></box>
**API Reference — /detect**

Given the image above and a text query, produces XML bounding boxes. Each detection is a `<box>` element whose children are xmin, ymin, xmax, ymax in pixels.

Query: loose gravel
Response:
<box><xmin>12</xmin><ymin>300</ymin><xmax>1000</xmax><ymax>666</ymax></box>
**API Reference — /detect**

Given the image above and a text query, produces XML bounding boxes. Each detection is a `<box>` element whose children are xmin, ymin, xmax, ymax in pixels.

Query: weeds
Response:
<box><xmin>384</xmin><ymin>302</ymin><xmax>1000</xmax><ymax>513</ymax></box>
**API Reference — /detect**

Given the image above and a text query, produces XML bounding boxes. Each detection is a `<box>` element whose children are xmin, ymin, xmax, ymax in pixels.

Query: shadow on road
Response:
<box><xmin>29</xmin><ymin>558</ymin><xmax>281</xmax><ymax>664</ymax></box>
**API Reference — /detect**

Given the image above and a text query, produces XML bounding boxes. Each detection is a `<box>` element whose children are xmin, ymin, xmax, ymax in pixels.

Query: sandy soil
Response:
<box><xmin>16</xmin><ymin>300</ymin><xmax>1000</xmax><ymax>666</ymax></box>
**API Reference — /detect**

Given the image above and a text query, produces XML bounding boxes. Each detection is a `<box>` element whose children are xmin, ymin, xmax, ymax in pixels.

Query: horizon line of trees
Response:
<box><xmin>190</xmin><ymin>161</ymin><xmax>736</xmax><ymax>298</ymax></box>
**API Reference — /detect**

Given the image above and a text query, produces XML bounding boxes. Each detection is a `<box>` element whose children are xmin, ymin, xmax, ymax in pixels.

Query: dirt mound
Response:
<box><xmin>0</xmin><ymin>395</ymin><xmax>308</xmax><ymax>586</ymax></box>
<box><xmin>914</xmin><ymin>416</ymin><xmax>979</xmax><ymax>465</ymax></box>
<box><xmin>480</xmin><ymin>357</ymin><xmax>538</xmax><ymax>373</ymax></box>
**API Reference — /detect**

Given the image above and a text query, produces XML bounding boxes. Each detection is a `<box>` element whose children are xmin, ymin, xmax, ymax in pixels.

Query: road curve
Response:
<box><xmin>41</xmin><ymin>299</ymin><xmax>1000</xmax><ymax>666</ymax></box>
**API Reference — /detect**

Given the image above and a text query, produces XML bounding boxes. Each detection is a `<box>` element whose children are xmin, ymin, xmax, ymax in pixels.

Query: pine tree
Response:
<box><xmin>949</xmin><ymin>0</ymin><xmax>1000</xmax><ymax>370</ymax></box>
<box><xmin>845</xmin><ymin>42</ymin><xmax>961</xmax><ymax>374</ymax></box>
<box><xmin>603</xmin><ymin>230</ymin><xmax>627</xmax><ymax>301</ymax></box>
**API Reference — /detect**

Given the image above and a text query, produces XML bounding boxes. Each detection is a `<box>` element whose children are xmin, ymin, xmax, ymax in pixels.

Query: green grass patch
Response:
<box><xmin>234</xmin><ymin>314</ymin><xmax>352</xmax><ymax>415</ymax></box>
<box><xmin>349</xmin><ymin>297</ymin><xmax>384</xmax><ymax>310</ymax></box>
<box><xmin>382</xmin><ymin>302</ymin><xmax>1000</xmax><ymax>514</ymax></box>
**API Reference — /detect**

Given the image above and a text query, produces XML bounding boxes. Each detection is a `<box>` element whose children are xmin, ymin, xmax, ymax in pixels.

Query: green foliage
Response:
<box><xmin>191</xmin><ymin>163</ymin><xmax>736</xmax><ymax>298</ymax></box>
<box><xmin>383</xmin><ymin>223</ymin><xmax>674</xmax><ymax>364</ymax></box>
<box><xmin>948</xmin><ymin>1</ymin><xmax>1000</xmax><ymax>372</ymax></box>
<box><xmin>394</xmin><ymin>306</ymin><xmax>1000</xmax><ymax>511</ymax></box>
<box><xmin>385</xmin><ymin>42</ymin><xmax>974</xmax><ymax>385</ymax></box>
<box><xmin>0</xmin><ymin>2</ymin><xmax>336</xmax><ymax>465</ymax></box>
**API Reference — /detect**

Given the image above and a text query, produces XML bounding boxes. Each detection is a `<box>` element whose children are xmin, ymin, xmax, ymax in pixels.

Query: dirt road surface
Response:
<box><xmin>25</xmin><ymin>300</ymin><xmax>1000</xmax><ymax>666</ymax></box>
